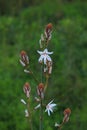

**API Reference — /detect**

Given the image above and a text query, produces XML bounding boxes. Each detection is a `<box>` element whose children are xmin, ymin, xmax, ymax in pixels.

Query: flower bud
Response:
<box><xmin>45</xmin><ymin>23</ymin><xmax>53</xmax><ymax>41</ymax></box>
<box><xmin>63</xmin><ymin>108</ymin><xmax>71</xmax><ymax>123</ymax></box>
<box><xmin>23</xmin><ymin>82</ymin><xmax>31</xmax><ymax>98</ymax></box>
<box><xmin>37</xmin><ymin>83</ymin><xmax>44</xmax><ymax>99</ymax></box>
<box><xmin>45</xmin><ymin>23</ymin><xmax>53</xmax><ymax>33</ymax></box>
<box><xmin>64</xmin><ymin>108</ymin><xmax>71</xmax><ymax>116</ymax></box>
<box><xmin>20</xmin><ymin>50</ymin><xmax>29</xmax><ymax>66</ymax></box>
<box><xmin>46</xmin><ymin>60</ymin><xmax>52</xmax><ymax>74</ymax></box>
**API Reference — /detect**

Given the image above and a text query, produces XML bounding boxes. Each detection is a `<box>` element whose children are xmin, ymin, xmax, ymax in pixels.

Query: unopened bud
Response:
<box><xmin>45</xmin><ymin>23</ymin><xmax>53</xmax><ymax>42</ymax></box>
<box><xmin>63</xmin><ymin>108</ymin><xmax>71</xmax><ymax>123</ymax></box>
<box><xmin>20</xmin><ymin>50</ymin><xmax>29</xmax><ymax>66</ymax></box>
<box><xmin>64</xmin><ymin>108</ymin><xmax>71</xmax><ymax>116</ymax></box>
<box><xmin>23</xmin><ymin>82</ymin><xmax>31</xmax><ymax>98</ymax></box>
<box><xmin>45</xmin><ymin>23</ymin><xmax>53</xmax><ymax>33</ymax></box>
<box><xmin>37</xmin><ymin>83</ymin><xmax>44</xmax><ymax>99</ymax></box>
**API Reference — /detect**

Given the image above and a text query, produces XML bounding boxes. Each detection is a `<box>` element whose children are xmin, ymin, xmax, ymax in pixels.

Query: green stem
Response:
<box><xmin>44</xmin><ymin>74</ymin><xmax>49</xmax><ymax>92</ymax></box>
<box><xmin>39</xmin><ymin>98</ymin><xmax>43</xmax><ymax>130</ymax></box>
<box><xmin>26</xmin><ymin>66</ymin><xmax>39</xmax><ymax>84</ymax></box>
<box><xmin>27</xmin><ymin>98</ymin><xmax>33</xmax><ymax>130</ymax></box>
<box><xmin>31</xmin><ymin>71</ymin><xmax>39</xmax><ymax>84</ymax></box>
<box><xmin>58</xmin><ymin>122</ymin><xmax>64</xmax><ymax>130</ymax></box>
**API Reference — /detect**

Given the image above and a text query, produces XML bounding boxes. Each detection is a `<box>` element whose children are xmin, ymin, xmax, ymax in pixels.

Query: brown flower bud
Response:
<box><xmin>20</xmin><ymin>50</ymin><xmax>29</xmax><ymax>66</ymax></box>
<box><xmin>46</xmin><ymin>23</ymin><xmax>53</xmax><ymax>33</ymax></box>
<box><xmin>45</xmin><ymin>23</ymin><xmax>53</xmax><ymax>41</ymax></box>
<box><xmin>37</xmin><ymin>83</ymin><xmax>44</xmax><ymax>99</ymax></box>
<box><xmin>23</xmin><ymin>82</ymin><xmax>31</xmax><ymax>98</ymax></box>
<box><xmin>63</xmin><ymin>108</ymin><xmax>71</xmax><ymax>123</ymax></box>
<box><xmin>64</xmin><ymin>108</ymin><xmax>71</xmax><ymax>116</ymax></box>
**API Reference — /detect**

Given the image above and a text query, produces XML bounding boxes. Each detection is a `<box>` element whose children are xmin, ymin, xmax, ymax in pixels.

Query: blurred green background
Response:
<box><xmin>0</xmin><ymin>0</ymin><xmax>87</xmax><ymax>130</ymax></box>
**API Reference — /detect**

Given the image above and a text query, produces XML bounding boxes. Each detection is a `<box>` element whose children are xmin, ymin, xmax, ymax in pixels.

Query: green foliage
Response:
<box><xmin>0</xmin><ymin>0</ymin><xmax>87</xmax><ymax>130</ymax></box>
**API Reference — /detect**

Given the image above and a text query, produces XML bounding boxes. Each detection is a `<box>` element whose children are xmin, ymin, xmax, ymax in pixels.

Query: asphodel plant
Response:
<box><xmin>19</xmin><ymin>23</ymin><xmax>71</xmax><ymax>130</ymax></box>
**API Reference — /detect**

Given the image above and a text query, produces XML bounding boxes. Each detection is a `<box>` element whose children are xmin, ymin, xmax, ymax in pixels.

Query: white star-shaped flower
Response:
<box><xmin>37</xmin><ymin>49</ymin><xmax>53</xmax><ymax>64</ymax></box>
<box><xmin>45</xmin><ymin>100</ymin><xmax>57</xmax><ymax>116</ymax></box>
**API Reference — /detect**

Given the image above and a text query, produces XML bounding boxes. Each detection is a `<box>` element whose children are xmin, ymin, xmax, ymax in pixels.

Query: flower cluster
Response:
<box><xmin>37</xmin><ymin>48</ymin><xmax>53</xmax><ymax>74</ymax></box>
<box><xmin>37</xmin><ymin>23</ymin><xmax>53</xmax><ymax>75</ymax></box>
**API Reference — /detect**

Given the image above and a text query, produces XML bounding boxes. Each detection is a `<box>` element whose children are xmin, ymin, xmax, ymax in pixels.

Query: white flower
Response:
<box><xmin>25</xmin><ymin>109</ymin><xmax>29</xmax><ymax>117</ymax></box>
<box><xmin>37</xmin><ymin>49</ymin><xmax>53</xmax><ymax>64</ymax></box>
<box><xmin>21</xmin><ymin>99</ymin><xmax>26</xmax><ymax>105</ymax></box>
<box><xmin>45</xmin><ymin>100</ymin><xmax>57</xmax><ymax>116</ymax></box>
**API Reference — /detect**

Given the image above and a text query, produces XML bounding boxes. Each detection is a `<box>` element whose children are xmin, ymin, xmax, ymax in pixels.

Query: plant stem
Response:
<box><xmin>58</xmin><ymin>122</ymin><xmax>64</xmax><ymax>130</ymax></box>
<box><xmin>29</xmin><ymin>67</ymin><xmax>39</xmax><ymax>84</ymax></box>
<box><xmin>41</xmin><ymin>64</ymin><xmax>43</xmax><ymax>82</ymax></box>
<box><xmin>39</xmin><ymin>98</ymin><xmax>43</xmax><ymax>130</ymax></box>
<box><xmin>27</xmin><ymin>98</ymin><xmax>33</xmax><ymax>130</ymax></box>
<box><xmin>44</xmin><ymin>74</ymin><xmax>49</xmax><ymax>92</ymax></box>
<box><xmin>31</xmin><ymin>71</ymin><xmax>39</xmax><ymax>84</ymax></box>
<box><xmin>25</xmin><ymin>66</ymin><xmax>39</xmax><ymax>84</ymax></box>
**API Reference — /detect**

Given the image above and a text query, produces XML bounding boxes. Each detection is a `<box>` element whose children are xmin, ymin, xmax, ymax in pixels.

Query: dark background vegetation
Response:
<box><xmin>0</xmin><ymin>0</ymin><xmax>87</xmax><ymax>130</ymax></box>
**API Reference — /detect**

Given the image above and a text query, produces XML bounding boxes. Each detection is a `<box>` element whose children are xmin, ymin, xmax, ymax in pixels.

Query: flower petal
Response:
<box><xmin>24</xmin><ymin>69</ymin><xmax>30</xmax><ymax>73</ymax></box>
<box><xmin>48</xmin><ymin>100</ymin><xmax>54</xmax><ymax>105</ymax></box>
<box><xmin>37</xmin><ymin>50</ymin><xmax>43</xmax><ymax>55</ymax></box>
<box><xmin>47</xmin><ymin>51</ymin><xmax>53</xmax><ymax>55</ymax></box>
<box><xmin>46</xmin><ymin>55</ymin><xmax>52</xmax><ymax>62</ymax></box>
<box><xmin>50</xmin><ymin>103</ymin><xmax>57</xmax><ymax>108</ymax></box>
<box><xmin>38</xmin><ymin>55</ymin><xmax>43</xmax><ymax>63</ymax></box>
<box><xmin>48</xmin><ymin>110</ymin><xmax>51</xmax><ymax>116</ymax></box>
<box><xmin>44</xmin><ymin>57</ymin><xmax>47</xmax><ymax>64</ymax></box>
<box><xmin>21</xmin><ymin>99</ymin><xmax>26</xmax><ymax>105</ymax></box>
<box><xmin>19</xmin><ymin>60</ymin><xmax>26</xmax><ymax>66</ymax></box>
<box><xmin>35</xmin><ymin>104</ymin><xmax>41</xmax><ymax>109</ymax></box>
<box><xmin>25</xmin><ymin>109</ymin><xmax>29</xmax><ymax>117</ymax></box>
